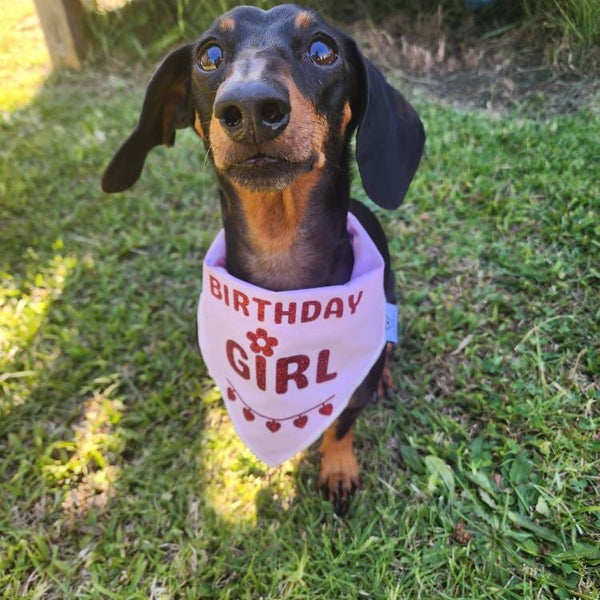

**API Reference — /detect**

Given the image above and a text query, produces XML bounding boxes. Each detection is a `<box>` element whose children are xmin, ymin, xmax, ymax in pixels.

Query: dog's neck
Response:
<box><xmin>217</xmin><ymin>166</ymin><xmax>354</xmax><ymax>292</ymax></box>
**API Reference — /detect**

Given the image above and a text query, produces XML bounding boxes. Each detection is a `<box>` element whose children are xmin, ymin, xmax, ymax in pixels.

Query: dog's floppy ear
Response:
<box><xmin>101</xmin><ymin>44</ymin><xmax>194</xmax><ymax>193</ymax></box>
<box><xmin>349</xmin><ymin>44</ymin><xmax>425</xmax><ymax>210</ymax></box>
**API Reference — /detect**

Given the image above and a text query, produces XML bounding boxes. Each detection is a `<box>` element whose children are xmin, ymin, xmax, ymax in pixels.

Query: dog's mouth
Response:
<box><xmin>222</xmin><ymin>153</ymin><xmax>317</xmax><ymax>191</ymax></box>
<box><xmin>238</xmin><ymin>154</ymin><xmax>281</xmax><ymax>167</ymax></box>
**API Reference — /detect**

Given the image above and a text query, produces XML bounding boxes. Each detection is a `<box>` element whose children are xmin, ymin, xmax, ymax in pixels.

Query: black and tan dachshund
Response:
<box><xmin>102</xmin><ymin>4</ymin><xmax>425</xmax><ymax>515</ymax></box>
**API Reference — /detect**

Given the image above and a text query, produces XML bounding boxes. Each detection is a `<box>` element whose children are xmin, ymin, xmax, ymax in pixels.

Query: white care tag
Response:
<box><xmin>385</xmin><ymin>302</ymin><xmax>398</xmax><ymax>343</ymax></box>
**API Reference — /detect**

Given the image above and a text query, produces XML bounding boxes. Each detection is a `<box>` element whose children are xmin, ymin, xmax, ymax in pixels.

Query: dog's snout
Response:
<box><xmin>214</xmin><ymin>81</ymin><xmax>290</xmax><ymax>144</ymax></box>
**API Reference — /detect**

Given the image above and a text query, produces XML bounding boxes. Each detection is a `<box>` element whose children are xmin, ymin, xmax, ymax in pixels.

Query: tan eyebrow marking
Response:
<box><xmin>219</xmin><ymin>16</ymin><xmax>235</xmax><ymax>32</ymax></box>
<box><xmin>341</xmin><ymin>101</ymin><xmax>352</xmax><ymax>135</ymax></box>
<box><xmin>295</xmin><ymin>10</ymin><xmax>313</xmax><ymax>29</ymax></box>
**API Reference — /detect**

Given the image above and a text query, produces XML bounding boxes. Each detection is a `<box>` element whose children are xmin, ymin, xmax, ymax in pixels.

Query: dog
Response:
<box><xmin>102</xmin><ymin>4</ymin><xmax>425</xmax><ymax>515</ymax></box>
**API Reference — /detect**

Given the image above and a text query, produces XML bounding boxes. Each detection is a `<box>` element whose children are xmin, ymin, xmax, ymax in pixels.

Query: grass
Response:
<box><xmin>524</xmin><ymin>0</ymin><xmax>600</xmax><ymax>49</ymax></box>
<box><xmin>0</xmin><ymin>0</ymin><xmax>50</xmax><ymax>110</ymax></box>
<box><xmin>1</xmin><ymin>5</ymin><xmax>600</xmax><ymax>600</ymax></box>
<box><xmin>82</xmin><ymin>0</ymin><xmax>600</xmax><ymax>68</ymax></box>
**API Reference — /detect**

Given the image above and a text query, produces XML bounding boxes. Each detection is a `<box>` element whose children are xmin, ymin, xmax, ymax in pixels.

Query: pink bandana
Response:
<box><xmin>197</xmin><ymin>213</ymin><xmax>386</xmax><ymax>466</ymax></box>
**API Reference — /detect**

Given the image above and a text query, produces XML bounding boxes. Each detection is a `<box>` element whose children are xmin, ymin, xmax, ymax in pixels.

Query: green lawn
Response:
<box><xmin>1</xmin><ymin>50</ymin><xmax>599</xmax><ymax>600</ymax></box>
<box><xmin>0</xmin><ymin>0</ymin><xmax>50</xmax><ymax>111</ymax></box>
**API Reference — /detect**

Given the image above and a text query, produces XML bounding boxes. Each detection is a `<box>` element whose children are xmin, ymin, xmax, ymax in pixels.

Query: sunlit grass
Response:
<box><xmin>0</xmin><ymin>0</ymin><xmax>50</xmax><ymax>111</ymax></box>
<box><xmin>0</xmin><ymin>250</ymin><xmax>76</xmax><ymax>414</ymax></box>
<box><xmin>97</xmin><ymin>0</ymin><xmax>132</xmax><ymax>9</ymax></box>
<box><xmin>200</xmin><ymin>386</ymin><xmax>301</xmax><ymax>524</ymax></box>
<box><xmin>42</xmin><ymin>382</ymin><xmax>124</xmax><ymax>527</ymax></box>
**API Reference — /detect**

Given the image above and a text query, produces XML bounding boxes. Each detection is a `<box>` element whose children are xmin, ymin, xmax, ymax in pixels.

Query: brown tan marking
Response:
<box><xmin>218</xmin><ymin>16</ymin><xmax>235</xmax><ymax>32</ymax></box>
<box><xmin>341</xmin><ymin>101</ymin><xmax>352</xmax><ymax>136</ymax></box>
<box><xmin>294</xmin><ymin>10</ymin><xmax>313</xmax><ymax>29</ymax></box>
<box><xmin>318</xmin><ymin>424</ymin><xmax>359</xmax><ymax>504</ymax></box>
<box><xmin>231</xmin><ymin>166</ymin><xmax>321</xmax><ymax>256</ymax></box>
<box><xmin>208</xmin><ymin>114</ymin><xmax>233</xmax><ymax>169</ymax></box>
<box><xmin>193</xmin><ymin>110</ymin><xmax>206</xmax><ymax>141</ymax></box>
<box><xmin>279</xmin><ymin>75</ymin><xmax>328</xmax><ymax>164</ymax></box>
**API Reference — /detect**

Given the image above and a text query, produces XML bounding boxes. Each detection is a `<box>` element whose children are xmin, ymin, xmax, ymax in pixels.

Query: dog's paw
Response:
<box><xmin>318</xmin><ymin>428</ymin><xmax>359</xmax><ymax>515</ymax></box>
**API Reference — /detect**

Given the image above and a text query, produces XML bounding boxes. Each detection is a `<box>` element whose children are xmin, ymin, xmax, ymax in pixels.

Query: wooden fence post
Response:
<box><xmin>33</xmin><ymin>0</ymin><xmax>87</xmax><ymax>70</ymax></box>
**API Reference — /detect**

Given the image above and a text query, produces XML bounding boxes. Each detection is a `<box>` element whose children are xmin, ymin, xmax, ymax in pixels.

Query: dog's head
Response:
<box><xmin>102</xmin><ymin>4</ymin><xmax>425</xmax><ymax>210</ymax></box>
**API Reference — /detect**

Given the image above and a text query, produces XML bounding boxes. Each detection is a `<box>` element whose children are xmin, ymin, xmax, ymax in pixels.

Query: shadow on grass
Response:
<box><xmin>0</xmin><ymin>65</ymin><xmax>209</xmax><ymax>584</ymax></box>
<box><xmin>1</xmin><ymin>61</ymin><xmax>424</xmax><ymax>597</ymax></box>
<box><xmin>0</xmin><ymin>65</ymin><xmax>358</xmax><ymax>597</ymax></box>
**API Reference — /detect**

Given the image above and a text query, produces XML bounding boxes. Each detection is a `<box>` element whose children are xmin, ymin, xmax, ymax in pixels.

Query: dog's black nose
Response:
<box><xmin>214</xmin><ymin>81</ymin><xmax>290</xmax><ymax>144</ymax></box>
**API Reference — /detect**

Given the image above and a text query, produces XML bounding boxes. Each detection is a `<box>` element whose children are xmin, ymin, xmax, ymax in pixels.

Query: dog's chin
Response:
<box><xmin>224</xmin><ymin>156</ymin><xmax>315</xmax><ymax>192</ymax></box>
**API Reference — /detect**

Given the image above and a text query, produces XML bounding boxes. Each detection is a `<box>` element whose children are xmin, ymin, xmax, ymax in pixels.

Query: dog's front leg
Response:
<box><xmin>318</xmin><ymin>422</ymin><xmax>359</xmax><ymax>515</ymax></box>
<box><xmin>377</xmin><ymin>342</ymin><xmax>396</xmax><ymax>398</ymax></box>
<box><xmin>318</xmin><ymin>345</ymin><xmax>387</xmax><ymax>514</ymax></box>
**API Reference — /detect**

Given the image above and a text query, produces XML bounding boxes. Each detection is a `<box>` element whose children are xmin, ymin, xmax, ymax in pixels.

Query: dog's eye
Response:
<box><xmin>308</xmin><ymin>39</ymin><xmax>337</xmax><ymax>66</ymax></box>
<box><xmin>198</xmin><ymin>44</ymin><xmax>224</xmax><ymax>71</ymax></box>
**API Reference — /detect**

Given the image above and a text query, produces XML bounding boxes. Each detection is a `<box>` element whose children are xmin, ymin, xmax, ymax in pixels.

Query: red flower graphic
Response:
<box><xmin>246</xmin><ymin>328</ymin><xmax>278</xmax><ymax>357</ymax></box>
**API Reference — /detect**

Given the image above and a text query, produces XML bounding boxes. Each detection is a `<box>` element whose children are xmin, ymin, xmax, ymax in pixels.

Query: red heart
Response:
<box><xmin>293</xmin><ymin>415</ymin><xmax>308</xmax><ymax>428</ymax></box>
<box><xmin>243</xmin><ymin>407</ymin><xmax>255</xmax><ymax>421</ymax></box>
<box><xmin>319</xmin><ymin>403</ymin><xmax>333</xmax><ymax>416</ymax></box>
<box><xmin>266</xmin><ymin>420</ymin><xmax>281</xmax><ymax>433</ymax></box>
<box><xmin>227</xmin><ymin>387</ymin><xmax>236</xmax><ymax>401</ymax></box>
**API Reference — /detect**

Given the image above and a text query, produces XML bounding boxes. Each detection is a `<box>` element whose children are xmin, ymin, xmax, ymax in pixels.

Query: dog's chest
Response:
<box><xmin>238</xmin><ymin>238</ymin><xmax>349</xmax><ymax>292</ymax></box>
